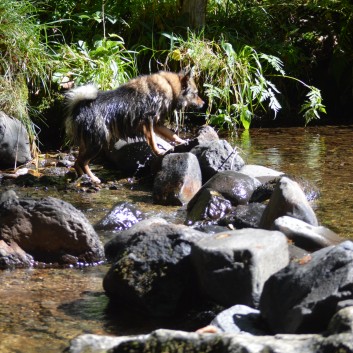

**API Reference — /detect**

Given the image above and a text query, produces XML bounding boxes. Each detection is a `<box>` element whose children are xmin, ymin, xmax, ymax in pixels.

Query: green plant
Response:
<box><xmin>0</xmin><ymin>0</ymin><xmax>52</xmax><ymax>141</ymax></box>
<box><xmin>166</xmin><ymin>32</ymin><xmax>325</xmax><ymax>130</ymax></box>
<box><xmin>52</xmin><ymin>36</ymin><xmax>138</xmax><ymax>89</ymax></box>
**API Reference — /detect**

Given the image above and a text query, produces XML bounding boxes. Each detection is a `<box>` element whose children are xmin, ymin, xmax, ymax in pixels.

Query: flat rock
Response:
<box><xmin>191</xmin><ymin>228</ymin><xmax>289</xmax><ymax>307</ymax></box>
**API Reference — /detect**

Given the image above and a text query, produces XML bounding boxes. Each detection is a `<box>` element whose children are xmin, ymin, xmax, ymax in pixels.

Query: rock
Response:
<box><xmin>0</xmin><ymin>111</ymin><xmax>32</xmax><ymax>168</ymax></box>
<box><xmin>103</xmin><ymin>219</ymin><xmax>207</xmax><ymax>317</ymax></box>
<box><xmin>67</xmin><ymin>334</ymin><xmax>128</xmax><ymax>353</ymax></box>
<box><xmin>104</xmin><ymin>217</ymin><xmax>169</xmax><ymax>262</ymax></box>
<box><xmin>195</xmin><ymin>125</ymin><xmax>219</xmax><ymax>143</ymax></box>
<box><xmin>328</xmin><ymin>306</ymin><xmax>353</xmax><ymax>334</ymax></box>
<box><xmin>172</xmin><ymin>125</ymin><xmax>220</xmax><ymax>153</ymax></box>
<box><xmin>274</xmin><ymin>216</ymin><xmax>342</xmax><ymax>251</ymax></box>
<box><xmin>104</xmin><ymin>136</ymin><xmax>171</xmax><ymax>175</ymax></box>
<box><xmin>185</xmin><ymin>188</ymin><xmax>233</xmax><ymax>225</ymax></box>
<box><xmin>218</xmin><ymin>203</ymin><xmax>266</xmax><ymax>229</ymax></box>
<box><xmin>191</xmin><ymin>140</ymin><xmax>245</xmax><ymax>182</ymax></box>
<box><xmin>288</xmin><ymin>243</ymin><xmax>311</xmax><ymax>262</ymax></box>
<box><xmin>191</xmin><ymin>228</ymin><xmax>289</xmax><ymax>307</ymax></box>
<box><xmin>0</xmin><ymin>190</ymin><xmax>104</xmax><ymax>265</ymax></box>
<box><xmin>249</xmin><ymin>180</ymin><xmax>277</xmax><ymax>203</ymax></box>
<box><xmin>210</xmin><ymin>304</ymin><xmax>267</xmax><ymax>335</ymax></box>
<box><xmin>239</xmin><ymin>164</ymin><xmax>284</xmax><ymax>184</ymax></box>
<box><xmin>191</xmin><ymin>224</ymin><xmax>229</xmax><ymax>235</ymax></box>
<box><xmin>66</xmin><ymin>329</ymin><xmax>353</xmax><ymax>353</ymax></box>
<box><xmin>260</xmin><ymin>241</ymin><xmax>353</xmax><ymax>334</ymax></box>
<box><xmin>187</xmin><ymin>171</ymin><xmax>261</xmax><ymax>214</ymax></box>
<box><xmin>250</xmin><ymin>175</ymin><xmax>320</xmax><ymax>204</ymax></box>
<box><xmin>153</xmin><ymin>152</ymin><xmax>202</xmax><ymax>206</ymax></box>
<box><xmin>0</xmin><ymin>240</ymin><xmax>34</xmax><ymax>269</ymax></box>
<box><xmin>95</xmin><ymin>202</ymin><xmax>145</xmax><ymax>232</ymax></box>
<box><xmin>259</xmin><ymin>176</ymin><xmax>318</xmax><ymax>230</ymax></box>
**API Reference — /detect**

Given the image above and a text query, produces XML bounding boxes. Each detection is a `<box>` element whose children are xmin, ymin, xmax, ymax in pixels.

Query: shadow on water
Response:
<box><xmin>1</xmin><ymin>125</ymin><xmax>353</xmax><ymax>352</ymax></box>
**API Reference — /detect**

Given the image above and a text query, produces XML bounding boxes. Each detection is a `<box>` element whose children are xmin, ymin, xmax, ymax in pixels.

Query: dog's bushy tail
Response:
<box><xmin>65</xmin><ymin>84</ymin><xmax>98</xmax><ymax>142</ymax></box>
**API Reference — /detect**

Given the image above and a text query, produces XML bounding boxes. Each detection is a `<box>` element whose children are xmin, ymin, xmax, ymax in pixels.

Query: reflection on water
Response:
<box><xmin>233</xmin><ymin>125</ymin><xmax>353</xmax><ymax>238</ymax></box>
<box><xmin>1</xmin><ymin>125</ymin><xmax>353</xmax><ymax>352</ymax></box>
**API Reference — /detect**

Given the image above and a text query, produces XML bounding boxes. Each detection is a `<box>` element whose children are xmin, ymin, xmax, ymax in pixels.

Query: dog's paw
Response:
<box><xmin>90</xmin><ymin>175</ymin><xmax>101</xmax><ymax>184</ymax></box>
<box><xmin>174</xmin><ymin>137</ymin><xmax>186</xmax><ymax>145</ymax></box>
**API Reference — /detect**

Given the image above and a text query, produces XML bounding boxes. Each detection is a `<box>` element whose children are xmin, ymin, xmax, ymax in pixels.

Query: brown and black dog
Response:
<box><xmin>65</xmin><ymin>70</ymin><xmax>205</xmax><ymax>183</ymax></box>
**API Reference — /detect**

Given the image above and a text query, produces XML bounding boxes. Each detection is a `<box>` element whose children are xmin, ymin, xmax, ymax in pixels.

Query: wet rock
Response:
<box><xmin>191</xmin><ymin>228</ymin><xmax>289</xmax><ymax>307</ymax></box>
<box><xmin>239</xmin><ymin>164</ymin><xmax>284</xmax><ymax>184</ymax></box>
<box><xmin>153</xmin><ymin>152</ymin><xmax>202</xmax><ymax>206</ymax></box>
<box><xmin>104</xmin><ymin>136</ymin><xmax>171</xmax><ymax>175</ymax></box>
<box><xmin>195</xmin><ymin>125</ymin><xmax>220</xmax><ymax>142</ymax></box>
<box><xmin>218</xmin><ymin>203</ymin><xmax>266</xmax><ymax>229</ymax></box>
<box><xmin>249</xmin><ymin>180</ymin><xmax>277</xmax><ymax>203</ymax></box>
<box><xmin>95</xmin><ymin>202</ymin><xmax>145</xmax><ymax>232</ymax></box>
<box><xmin>328</xmin><ymin>306</ymin><xmax>353</xmax><ymax>334</ymax></box>
<box><xmin>210</xmin><ymin>304</ymin><xmax>267</xmax><ymax>335</ymax></box>
<box><xmin>66</xmin><ymin>329</ymin><xmax>353</xmax><ymax>353</ymax></box>
<box><xmin>0</xmin><ymin>190</ymin><xmax>104</xmax><ymax>265</ymax></box>
<box><xmin>188</xmin><ymin>171</ymin><xmax>261</xmax><ymax>214</ymax></box>
<box><xmin>185</xmin><ymin>188</ymin><xmax>233</xmax><ymax>225</ymax></box>
<box><xmin>103</xmin><ymin>219</ymin><xmax>207</xmax><ymax>317</ymax></box>
<box><xmin>191</xmin><ymin>140</ymin><xmax>245</xmax><ymax>182</ymax></box>
<box><xmin>172</xmin><ymin>125</ymin><xmax>220</xmax><ymax>153</ymax></box>
<box><xmin>210</xmin><ymin>305</ymin><xmax>266</xmax><ymax>335</ymax></box>
<box><xmin>274</xmin><ymin>216</ymin><xmax>342</xmax><ymax>252</ymax></box>
<box><xmin>104</xmin><ymin>217</ymin><xmax>169</xmax><ymax>262</ymax></box>
<box><xmin>0</xmin><ymin>111</ymin><xmax>32</xmax><ymax>168</ymax></box>
<box><xmin>260</xmin><ymin>241</ymin><xmax>353</xmax><ymax>334</ymax></box>
<box><xmin>0</xmin><ymin>240</ymin><xmax>34</xmax><ymax>269</ymax></box>
<box><xmin>259</xmin><ymin>176</ymin><xmax>318</xmax><ymax>230</ymax></box>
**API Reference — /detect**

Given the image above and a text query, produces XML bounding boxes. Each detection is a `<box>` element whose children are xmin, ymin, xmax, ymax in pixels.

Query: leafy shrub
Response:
<box><xmin>167</xmin><ymin>32</ymin><xmax>325</xmax><ymax>130</ymax></box>
<box><xmin>0</xmin><ymin>0</ymin><xmax>52</xmax><ymax>140</ymax></box>
<box><xmin>52</xmin><ymin>36</ymin><xmax>138</xmax><ymax>89</ymax></box>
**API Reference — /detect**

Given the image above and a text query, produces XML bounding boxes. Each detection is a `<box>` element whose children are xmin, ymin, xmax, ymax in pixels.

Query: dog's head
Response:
<box><xmin>178</xmin><ymin>69</ymin><xmax>205</xmax><ymax>110</ymax></box>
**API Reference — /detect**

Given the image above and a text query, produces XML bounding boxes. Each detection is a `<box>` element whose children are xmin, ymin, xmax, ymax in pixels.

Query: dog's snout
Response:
<box><xmin>197</xmin><ymin>96</ymin><xmax>205</xmax><ymax>108</ymax></box>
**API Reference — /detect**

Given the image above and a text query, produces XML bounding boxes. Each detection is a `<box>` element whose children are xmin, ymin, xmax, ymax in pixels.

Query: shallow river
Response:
<box><xmin>1</xmin><ymin>125</ymin><xmax>353</xmax><ymax>352</ymax></box>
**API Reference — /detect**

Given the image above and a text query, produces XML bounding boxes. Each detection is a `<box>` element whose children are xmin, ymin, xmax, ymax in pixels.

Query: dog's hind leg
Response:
<box><xmin>75</xmin><ymin>143</ymin><xmax>102</xmax><ymax>184</ymax></box>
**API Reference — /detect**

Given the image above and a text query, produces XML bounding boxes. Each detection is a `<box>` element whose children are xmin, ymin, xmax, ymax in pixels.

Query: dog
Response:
<box><xmin>65</xmin><ymin>69</ymin><xmax>205</xmax><ymax>183</ymax></box>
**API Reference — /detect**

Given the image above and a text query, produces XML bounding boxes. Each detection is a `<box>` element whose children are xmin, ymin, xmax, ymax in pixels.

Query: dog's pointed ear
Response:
<box><xmin>179</xmin><ymin>67</ymin><xmax>194</xmax><ymax>89</ymax></box>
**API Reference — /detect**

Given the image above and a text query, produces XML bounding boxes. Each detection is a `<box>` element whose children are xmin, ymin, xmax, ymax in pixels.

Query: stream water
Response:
<box><xmin>1</xmin><ymin>125</ymin><xmax>353</xmax><ymax>353</ymax></box>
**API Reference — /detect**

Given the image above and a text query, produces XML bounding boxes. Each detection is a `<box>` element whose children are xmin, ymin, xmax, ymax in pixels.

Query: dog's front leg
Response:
<box><xmin>143</xmin><ymin>116</ymin><xmax>164</xmax><ymax>155</ymax></box>
<box><xmin>154</xmin><ymin>124</ymin><xmax>186</xmax><ymax>145</ymax></box>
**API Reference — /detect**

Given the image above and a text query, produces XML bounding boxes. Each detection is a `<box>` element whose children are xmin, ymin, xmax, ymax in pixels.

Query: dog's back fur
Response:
<box><xmin>65</xmin><ymin>70</ymin><xmax>204</xmax><ymax>183</ymax></box>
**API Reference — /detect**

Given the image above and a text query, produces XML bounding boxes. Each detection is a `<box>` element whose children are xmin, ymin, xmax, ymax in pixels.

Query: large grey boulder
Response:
<box><xmin>191</xmin><ymin>140</ymin><xmax>245</xmax><ymax>182</ymax></box>
<box><xmin>259</xmin><ymin>176</ymin><xmax>318</xmax><ymax>230</ymax></box>
<box><xmin>0</xmin><ymin>111</ymin><xmax>32</xmax><ymax>168</ymax></box>
<box><xmin>260</xmin><ymin>241</ymin><xmax>353</xmax><ymax>334</ymax></box>
<box><xmin>103</xmin><ymin>219</ymin><xmax>208</xmax><ymax>317</ymax></box>
<box><xmin>0</xmin><ymin>190</ymin><xmax>104</xmax><ymax>266</ymax></box>
<box><xmin>153</xmin><ymin>152</ymin><xmax>202</xmax><ymax>205</ymax></box>
<box><xmin>191</xmin><ymin>228</ymin><xmax>289</xmax><ymax>307</ymax></box>
<box><xmin>188</xmin><ymin>171</ymin><xmax>261</xmax><ymax>213</ymax></box>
